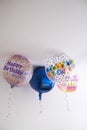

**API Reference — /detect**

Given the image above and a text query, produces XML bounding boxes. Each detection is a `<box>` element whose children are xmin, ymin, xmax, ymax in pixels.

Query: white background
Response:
<box><xmin>0</xmin><ymin>0</ymin><xmax>87</xmax><ymax>130</ymax></box>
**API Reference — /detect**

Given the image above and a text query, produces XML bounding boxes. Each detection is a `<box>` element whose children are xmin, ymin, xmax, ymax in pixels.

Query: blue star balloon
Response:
<box><xmin>30</xmin><ymin>66</ymin><xmax>55</xmax><ymax>100</ymax></box>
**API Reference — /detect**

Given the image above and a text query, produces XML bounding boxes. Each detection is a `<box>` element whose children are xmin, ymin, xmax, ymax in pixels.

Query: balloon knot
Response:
<box><xmin>39</xmin><ymin>93</ymin><xmax>42</xmax><ymax>100</ymax></box>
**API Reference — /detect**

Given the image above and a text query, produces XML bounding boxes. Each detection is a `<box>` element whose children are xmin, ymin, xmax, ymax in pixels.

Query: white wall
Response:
<box><xmin>0</xmin><ymin>0</ymin><xmax>87</xmax><ymax>130</ymax></box>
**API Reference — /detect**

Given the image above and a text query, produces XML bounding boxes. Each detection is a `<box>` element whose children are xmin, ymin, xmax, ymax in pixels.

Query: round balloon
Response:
<box><xmin>45</xmin><ymin>53</ymin><xmax>75</xmax><ymax>86</ymax></box>
<box><xmin>3</xmin><ymin>55</ymin><xmax>33</xmax><ymax>88</ymax></box>
<box><xmin>30</xmin><ymin>66</ymin><xmax>55</xmax><ymax>100</ymax></box>
<box><xmin>57</xmin><ymin>75</ymin><xmax>78</xmax><ymax>92</ymax></box>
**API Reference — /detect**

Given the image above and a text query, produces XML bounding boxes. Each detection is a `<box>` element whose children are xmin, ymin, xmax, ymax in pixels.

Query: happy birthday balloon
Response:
<box><xmin>45</xmin><ymin>53</ymin><xmax>75</xmax><ymax>85</ymax></box>
<box><xmin>30</xmin><ymin>66</ymin><xmax>55</xmax><ymax>100</ymax></box>
<box><xmin>3</xmin><ymin>55</ymin><xmax>33</xmax><ymax>88</ymax></box>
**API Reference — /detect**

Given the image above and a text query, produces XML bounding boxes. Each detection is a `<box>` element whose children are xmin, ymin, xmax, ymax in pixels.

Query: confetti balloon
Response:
<box><xmin>45</xmin><ymin>52</ymin><xmax>75</xmax><ymax>86</ymax></box>
<box><xmin>3</xmin><ymin>55</ymin><xmax>33</xmax><ymax>88</ymax></box>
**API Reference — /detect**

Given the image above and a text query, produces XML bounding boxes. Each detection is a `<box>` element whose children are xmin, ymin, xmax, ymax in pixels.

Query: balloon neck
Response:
<box><xmin>11</xmin><ymin>85</ymin><xmax>15</xmax><ymax>88</ymax></box>
<box><xmin>39</xmin><ymin>93</ymin><xmax>42</xmax><ymax>100</ymax></box>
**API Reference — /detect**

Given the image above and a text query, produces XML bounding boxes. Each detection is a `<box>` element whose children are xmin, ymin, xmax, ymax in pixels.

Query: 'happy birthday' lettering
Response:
<box><xmin>3</xmin><ymin>61</ymin><xmax>23</xmax><ymax>75</ymax></box>
<box><xmin>7</xmin><ymin>61</ymin><xmax>22</xmax><ymax>69</ymax></box>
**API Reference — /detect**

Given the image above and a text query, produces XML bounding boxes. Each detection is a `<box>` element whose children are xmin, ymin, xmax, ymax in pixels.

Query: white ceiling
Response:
<box><xmin>0</xmin><ymin>0</ymin><xmax>87</xmax><ymax>130</ymax></box>
<box><xmin>0</xmin><ymin>0</ymin><xmax>87</xmax><ymax>63</ymax></box>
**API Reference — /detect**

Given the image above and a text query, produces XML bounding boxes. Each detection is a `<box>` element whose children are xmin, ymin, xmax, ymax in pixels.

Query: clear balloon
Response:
<box><xmin>3</xmin><ymin>55</ymin><xmax>33</xmax><ymax>88</ymax></box>
<box><xmin>45</xmin><ymin>53</ymin><xmax>75</xmax><ymax>85</ymax></box>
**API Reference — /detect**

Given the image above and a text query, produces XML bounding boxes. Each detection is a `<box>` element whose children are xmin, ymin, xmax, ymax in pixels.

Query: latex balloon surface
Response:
<box><xmin>3</xmin><ymin>55</ymin><xmax>33</xmax><ymax>88</ymax></box>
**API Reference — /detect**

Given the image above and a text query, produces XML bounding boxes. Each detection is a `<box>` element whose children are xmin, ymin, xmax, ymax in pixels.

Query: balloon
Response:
<box><xmin>3</xmin><ymin>55</ymin><xmax>33</xmax><ymax>88</ymax></box>
<box><xmin>66</xmin><ymin>75</ymin><xmax>78</xmax><ymax>92</ymax></box>
<box><xmin>30</xmin><ymin>66</ymin><xmax>55</xmax><ymax>100</ymax></box>
<box><xmin>45</xmin><ymin>52</ymin><xmax>75</xmax><ymax>86</ymax></box>
<box><xmin>57</xmin><ymin>75</ymin><xmax>78</xmax><ymax>92</ymax></box>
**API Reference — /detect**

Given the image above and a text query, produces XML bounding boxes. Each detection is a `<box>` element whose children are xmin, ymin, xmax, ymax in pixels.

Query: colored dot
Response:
<box><xmin>66</xmin><ymin>61</ymin><xmax>70</xmax><ymax>66</ymax></box>
<box><xmin>53</xmin><ymin>66</ymin><xmax>56</xmax><ymax>70</ymax></box>
<box><xmin>57</xmin><ymin>69</ymin><xmax>62</xmax><ymax>75</ymax></box>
